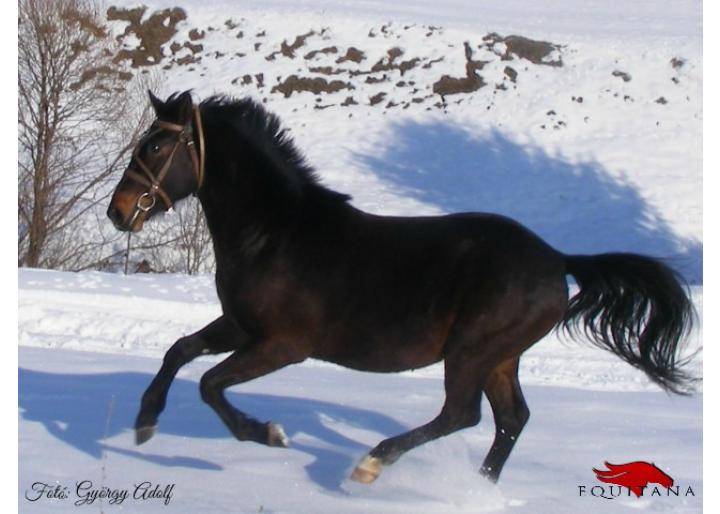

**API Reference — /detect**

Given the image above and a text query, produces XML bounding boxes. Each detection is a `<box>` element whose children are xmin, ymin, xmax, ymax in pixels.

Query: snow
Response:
<box><xmin>18</xmin><ymin>269</ymin><xmax>703</xmax><ymax>513</ymax></box>
<box><xmin>18</xmin><ymin>0</ymin><xmax>703</xmax><ymax>512</ymax></box>
<box><xmin>19</xmin><ymin>344</ymin><xmax>702</xmax><ymax>514</ymax></box>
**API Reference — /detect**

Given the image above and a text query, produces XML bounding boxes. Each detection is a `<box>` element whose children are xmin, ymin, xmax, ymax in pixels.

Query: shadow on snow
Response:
<box><xmin>354</xmin><ymin>121</ymin><xmax>701</xmax><ymax>283</ymax></box>
<box><xmin>18</xmin><ymin>367</ymin><xmax>407</xmax><ymax>492</ymax></box>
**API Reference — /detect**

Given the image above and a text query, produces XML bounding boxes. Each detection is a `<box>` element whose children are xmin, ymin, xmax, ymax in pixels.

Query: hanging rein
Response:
<box><xmin>124</xmin><ymin>106</ymin><xmax>206</xmax><ymax>228</ymax></box>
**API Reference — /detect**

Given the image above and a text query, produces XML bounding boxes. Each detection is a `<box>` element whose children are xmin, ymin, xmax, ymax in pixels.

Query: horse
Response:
<box><xmin>107</xmin><ymin>90</ymin><xmax>696</xmax><ymax>484</ymax></box>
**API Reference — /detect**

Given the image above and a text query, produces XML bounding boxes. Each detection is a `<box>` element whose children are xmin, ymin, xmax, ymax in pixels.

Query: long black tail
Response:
<box><xmin>562</xmin><ymin>253</ymin><xmax>697</xmax><ymax>394</ymax></box>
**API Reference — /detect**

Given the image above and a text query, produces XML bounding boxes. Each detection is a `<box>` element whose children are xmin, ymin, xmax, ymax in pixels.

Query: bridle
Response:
<box><xmin>124</xmin><ymin>106</ymin><xmax>206</xmax><ymax>228</ymax></box>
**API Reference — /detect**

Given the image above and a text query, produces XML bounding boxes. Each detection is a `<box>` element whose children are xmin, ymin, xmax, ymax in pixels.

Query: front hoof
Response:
<box><xmin>267</xmin><ymin>423</ymin><xmax>289</xmax><ymax>448</ymax></box>
<box><xmin>350</xmin><ymin>455</ymin><xmax>383</xmax><ymax>484</ymax></box>
<box><xmin>135</xmin><ymin>425</ymin><xmax>157</xmax><ymax>445</ymax></box>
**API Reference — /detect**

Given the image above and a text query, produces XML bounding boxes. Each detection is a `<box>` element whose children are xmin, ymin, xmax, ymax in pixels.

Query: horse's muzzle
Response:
<box><xmin>107</xmin><ymin>204</ymin><xmax>132</xmax><ymax>232</ymax></box>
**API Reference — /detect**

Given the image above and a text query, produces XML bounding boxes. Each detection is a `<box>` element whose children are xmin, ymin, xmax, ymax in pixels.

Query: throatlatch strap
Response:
<box><xmin>193</xmin><ymin>106</ymin><xmax>206</xmax><ymax>188</ymax></box>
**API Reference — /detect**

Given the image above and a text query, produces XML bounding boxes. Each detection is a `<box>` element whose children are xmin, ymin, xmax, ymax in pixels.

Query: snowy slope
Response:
<box><xmin>104</xmin><ymin>0</ymin><xmax>702</xmax><ymax>282</ymax></box>
<box><xmin>18</xmin><ymin>0</ymin><xmax>702</xmax><ymax>513</ymax></box>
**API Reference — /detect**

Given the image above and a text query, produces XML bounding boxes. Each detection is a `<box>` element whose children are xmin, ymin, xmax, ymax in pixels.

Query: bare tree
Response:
<box><xmin>137</xmin><ymin>198</ymin><xmax>214</xmax><ymax>275</ymax></box>
<box><xmin>18</xmin><ymin>0</ymin><xmax>153</xmax><ymax>269</ymax></box>
<box><xmin>19</xmin><ymin>0</ymin><xmax>214</xmax><ymax>275</ymax></box>
<box><xmin>174</xmin><ymin>197</ymin><xmax>214</xmax><ymax>274</ymax></box>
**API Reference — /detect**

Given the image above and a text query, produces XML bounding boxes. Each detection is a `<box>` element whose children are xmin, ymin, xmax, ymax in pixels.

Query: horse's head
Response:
<box><xmin>107</xmin><ymin>90</ymin><xmax>205</xmax><ymax>232</ymax></box>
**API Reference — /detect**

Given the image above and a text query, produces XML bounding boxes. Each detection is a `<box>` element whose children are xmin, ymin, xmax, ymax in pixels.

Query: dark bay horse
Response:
<box><xmin>107</xmin><ymin>91</ymin><xmax>695</xmax><ymax>484</ymax></box>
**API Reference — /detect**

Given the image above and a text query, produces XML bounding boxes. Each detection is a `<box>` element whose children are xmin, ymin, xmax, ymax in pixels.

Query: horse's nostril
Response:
<box><xmin>107</xmin><ymin>205</ymin><xmax>124</xmax><ymax>227</ymax></box>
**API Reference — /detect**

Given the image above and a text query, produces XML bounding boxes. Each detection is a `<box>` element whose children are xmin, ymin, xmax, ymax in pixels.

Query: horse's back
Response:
<box><xmin>355</xmin><ymin>210</ymin><xmax>565</xmax><ymax>276</ymax></box>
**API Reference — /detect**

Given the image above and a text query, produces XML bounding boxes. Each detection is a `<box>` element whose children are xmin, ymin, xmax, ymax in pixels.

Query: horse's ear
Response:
<box><xmin>148</xmin><ymin>90</ymin><xmax>164</xmax><ymax>115</ymax></box>
<box><xmin>175</xmin><ymin>91</ymin><xmax>194</xmax><ymax>125</ymax></box>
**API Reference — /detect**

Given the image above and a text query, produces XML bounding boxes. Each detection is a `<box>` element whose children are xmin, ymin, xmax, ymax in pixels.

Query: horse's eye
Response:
<box><xmin>150</xmin><ymin>144</ymin><xmax>161</xmax><ymax>154</ymax></box>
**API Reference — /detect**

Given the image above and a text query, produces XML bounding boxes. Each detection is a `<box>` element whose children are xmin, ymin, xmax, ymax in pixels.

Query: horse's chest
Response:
<box><xmin>215</xmin><ymin>268</ymin><xmax>324</xmax><ymax>333</ymax></box>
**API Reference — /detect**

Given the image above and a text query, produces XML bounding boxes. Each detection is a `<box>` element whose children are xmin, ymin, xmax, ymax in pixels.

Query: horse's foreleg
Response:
<box><xmin>199</xmin><ymin>344</ymin><xmax>306</xmax><ymax>448</ymax></box>
<box><xmin>479</xmin><ymin>358</ymin><xmax>529</xmax><ymax>482</ymax></box>
<box><xmin>351</xmin><ymin>353</ymin><xmax>486</xmax><ymax>483</ymax></box>
<box><xmin>135</xmin><ymin>316</ymin><xmax>248</xmax><ymax>444</ymax></box>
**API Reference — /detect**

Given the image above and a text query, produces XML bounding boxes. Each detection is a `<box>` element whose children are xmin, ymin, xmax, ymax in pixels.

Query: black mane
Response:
<box><xmin>197</xmin><ymin>94</ymin><xmax>351</xmax><ymax>204</ymax></box>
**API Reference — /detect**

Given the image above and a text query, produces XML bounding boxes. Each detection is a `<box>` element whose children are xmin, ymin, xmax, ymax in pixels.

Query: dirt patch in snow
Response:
<box><xmin>305</xmin><ymin>46</ymin><xmax>339</xmax><ymax>60</ymax></box>
<box><xmin>482</xmin><ymin>32</ymin><xmax>563</xmax><ymax>67</ymax></box>
<box><xmin>369</xmin><ymin>47</ymin><xmax>421</xmax><ymax>76</ymax></box>
<box><xmin>336</xmin><ymin>47</ymin><xmax>366</xmax><ymax>64</ymax></box>
<box><xmin>105</xmin><ymin>7</ymin><xmax>573</xmax><ymax>112</ymax></box>
<box><xmin>271</xmin><ymin>75</ymin><xmax>353</xmax><ymax>97</ymax></box>
<box><xmin>108</xmin><ymin>6</ymin><xmax>187</xmax><ymax>67</ymax></box>
<box><xmin>612</xmin><ymin>70</ymin><xmax>632</xmax><ymax>82</ymax></box>
<box><xmin>432</xmin><ymin>42</ymin><xmax>488</xmax><ymax>97</ymax></box>
<box><xmin>266</xmin><ymin>31</ymin><xmax>316</xmax><ymax>60</ymax></box>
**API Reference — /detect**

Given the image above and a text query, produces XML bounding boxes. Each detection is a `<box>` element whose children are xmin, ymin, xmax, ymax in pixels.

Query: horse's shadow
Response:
<box><xmin>354</xmin><ymin>121</ymin><xmax>702</xmax><ymax>284</ymax></box>
<box><xmin>18</xmin><ymin>367</ymin><xmax>408</xmax><ymax>492</ymax></box>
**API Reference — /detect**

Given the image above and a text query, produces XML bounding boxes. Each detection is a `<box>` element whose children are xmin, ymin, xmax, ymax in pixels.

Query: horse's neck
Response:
<box><xmin>196</xmin><ymin>161</ymin><xmax>298</xmax><ymax>262</ymax></box>
<box><xmin>195</xmin><ymin>117</ymin><xmax>350</xmax><ymax>258</ymax></box>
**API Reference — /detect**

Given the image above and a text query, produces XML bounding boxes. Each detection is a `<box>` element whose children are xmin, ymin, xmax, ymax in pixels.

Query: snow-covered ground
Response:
<box><xmin>18</xmin><ymin>270</ymin><xmax>703</xmax><ymax>514</ymax></box>
<box><xmin>18</xmin><ymin>0</ymin><xmax>703</xmax><ymax>512</ymax></box>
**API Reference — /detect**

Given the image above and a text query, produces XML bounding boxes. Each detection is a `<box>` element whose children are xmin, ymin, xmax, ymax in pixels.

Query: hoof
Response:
<box><xmin>135</xmin><ymin>425</ymin><xmax>156</xmax><ymax>445</ymax></box>
<box><xmin>479</xmin><ymin>466</ymin><xmax>499</xmax><ymax>483</ymax></box>
<box><xmin>267</xmin><ymin>423</ymin><xmax>289</xmax><ymax>448</ymax></box>
<box><xmin>350</xmin><ymin>455</ymin><xmax>383</xmax><ymax>484</ymax></box>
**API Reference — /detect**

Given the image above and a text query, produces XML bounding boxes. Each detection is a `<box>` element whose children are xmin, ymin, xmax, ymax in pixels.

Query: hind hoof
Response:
<box><xmin>135</xmin><ymin>425</ymin><xmax>156</xmax><ymax>445</ymax></box>
<box><xmin>350</xmin><ymin>455</ymin><xmax>383</xmax><ymax>484</ymax></box>
<box><xmin>267</xmin><ymin>423</ymin><xmax>289</xmax><ymax>448</ymax></box>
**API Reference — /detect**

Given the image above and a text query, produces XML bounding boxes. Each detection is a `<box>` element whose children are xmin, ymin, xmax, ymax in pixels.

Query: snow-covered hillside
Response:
<box><xmin>104</xmin><ymin>0</ymin><xmax>702</xmax><ymax>282</ymax></box>
<box><xmin>19</xmin><ymin>0</ymin><xmax>702</xmax><ymax>513</ymax></box>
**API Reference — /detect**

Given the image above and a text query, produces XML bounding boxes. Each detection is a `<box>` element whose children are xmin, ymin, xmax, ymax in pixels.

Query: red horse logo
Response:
<box><xmin>593</xmin><ymin>461</ymin><xmax>674</xmax><ymax>497</ymax></box>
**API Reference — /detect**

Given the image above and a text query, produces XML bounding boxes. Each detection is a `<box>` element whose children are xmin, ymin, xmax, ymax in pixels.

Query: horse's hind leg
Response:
<box><xmin>479</xmin><ymin>357</ymin><xmax>529</xmax><ymax>482</ymax></box>
<box><xmin>351</xmin><ymin>352</ymin><xmax>487</xmax><ymax>483</ymax></box>
<box><xmin>135</xmin><ymin>316</ymin><xmax>248</xmax><ymax>444</ymax></box>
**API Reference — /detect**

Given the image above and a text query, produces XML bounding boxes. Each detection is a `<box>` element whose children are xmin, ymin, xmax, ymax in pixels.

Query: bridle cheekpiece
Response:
<box><xmin>124</xmin><ymin>105</ymin><xmax>205</xmax><ymax>228</ymax></box>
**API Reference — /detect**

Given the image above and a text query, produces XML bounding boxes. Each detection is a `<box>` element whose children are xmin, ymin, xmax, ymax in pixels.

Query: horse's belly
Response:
<box><xmin>311</xmin><ymin>326</ymin><xmax>447</xmax><ymax>373</ymax></box>
<box><xmin>315</xmin><ymin>349</ymin><xmax>444</xmax><ymax>373</ymax></box>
